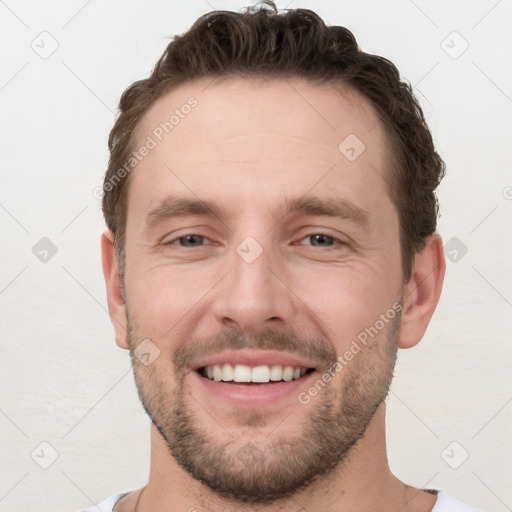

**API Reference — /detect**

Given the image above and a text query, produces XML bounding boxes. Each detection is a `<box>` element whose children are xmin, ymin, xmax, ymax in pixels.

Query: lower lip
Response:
<box><xmin>190</xmin><ymin>370</ymin><xmax>318</xmax><ymax>407</ymax></box>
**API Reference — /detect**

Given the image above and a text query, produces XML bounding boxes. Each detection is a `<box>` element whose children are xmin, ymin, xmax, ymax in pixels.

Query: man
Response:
<box><xmin>87</xmin><ymin>2</ymin><xmax>481</xmax><ymax>511</ymax></box>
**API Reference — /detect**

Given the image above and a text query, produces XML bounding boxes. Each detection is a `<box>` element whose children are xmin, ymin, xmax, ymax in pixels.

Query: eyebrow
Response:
<box><xmin>145</xmin><ymin>194</ymin><xmax>370</xmax><ymax>232</ymax></box>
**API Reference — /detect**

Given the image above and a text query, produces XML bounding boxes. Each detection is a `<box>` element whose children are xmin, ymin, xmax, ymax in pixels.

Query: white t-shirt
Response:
<box><xmin>79</xmin><ymin>490</ymin><xmax>482</xmax><ymax>511</ymax></box>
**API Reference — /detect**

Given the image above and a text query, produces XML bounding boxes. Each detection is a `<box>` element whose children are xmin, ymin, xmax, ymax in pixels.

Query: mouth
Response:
<box><xmin>189</xmin><ymin>350</ymin><xmax>321</xmax><ymax>407</ymax></box>
<box><xmin>197</xmin><ymin>364</ymin><xmax>316</xmax><ymax>384</ymax></box>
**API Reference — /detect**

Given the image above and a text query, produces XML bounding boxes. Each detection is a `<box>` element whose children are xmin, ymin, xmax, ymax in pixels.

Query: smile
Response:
<box><xmin>199</xmin><ymin>363</ymin><xmax>315</xmax><ymax>384</ymax></box>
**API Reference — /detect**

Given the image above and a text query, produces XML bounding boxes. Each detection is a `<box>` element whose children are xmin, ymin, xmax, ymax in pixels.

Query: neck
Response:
<box><xmin>127</xmin><ymin>403</ymin><xmax>436</xmax><ymax>512</ymax></box>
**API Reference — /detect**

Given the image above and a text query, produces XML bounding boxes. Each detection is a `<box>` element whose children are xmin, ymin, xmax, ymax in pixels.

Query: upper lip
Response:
<box><xmin>189</xmin><ymin>349</ymin><xmax>319</xmax><ymax>372</ymax></box>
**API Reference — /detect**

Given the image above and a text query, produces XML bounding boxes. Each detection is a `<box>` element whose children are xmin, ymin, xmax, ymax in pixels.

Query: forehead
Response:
<box><xmin>127</xmin><ymin>76</ymin><xmax>395</xmax><ymax>225</ymax></box>
<box><xmin>134</xmin><ymin>76</ymin><xmax>386</xmax><ymax>163</ymax></box>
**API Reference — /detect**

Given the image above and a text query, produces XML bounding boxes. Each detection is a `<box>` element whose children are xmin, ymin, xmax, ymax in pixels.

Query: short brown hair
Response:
<box><xmin>102</xmin><ymin>0</ymin><xmax>445</xmax><ymax>283</ymax></box>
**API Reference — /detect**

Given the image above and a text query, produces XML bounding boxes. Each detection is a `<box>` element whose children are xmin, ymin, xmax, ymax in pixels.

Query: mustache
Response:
<box><xmin>172</xmin><ymin>327</ymin><xmax>338</xmax><ymax>372</ymax></box>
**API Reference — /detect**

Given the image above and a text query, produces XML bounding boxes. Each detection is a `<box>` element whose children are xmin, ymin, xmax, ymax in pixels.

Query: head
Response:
<box><xmin>101</xmin><ymin>1</ymin><xmax>445</xmax><ymax>504</ymax></box>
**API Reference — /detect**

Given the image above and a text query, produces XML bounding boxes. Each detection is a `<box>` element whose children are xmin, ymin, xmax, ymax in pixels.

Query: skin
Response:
<box><xmin>101</xmin><ymin>76</ymin><xmax>445</xmax><ymax>511</ymax></box>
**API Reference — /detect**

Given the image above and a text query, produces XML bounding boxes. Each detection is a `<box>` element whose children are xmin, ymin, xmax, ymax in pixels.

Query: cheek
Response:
<box><xmin>126</xmin><ymin>263</ymin><xmax>218</xmax><ymax>335</ymax></box>
<box><xmin>293</xmin><ymin>263</ymin><xmax>398</xmax><ymax>348</ymax></box>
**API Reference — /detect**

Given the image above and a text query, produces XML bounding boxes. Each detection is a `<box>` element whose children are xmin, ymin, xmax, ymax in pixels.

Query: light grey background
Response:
<box><xmin>1</xmin><ymin>1</ymin><xmax>511</xmax><ymax>511</ymax></box>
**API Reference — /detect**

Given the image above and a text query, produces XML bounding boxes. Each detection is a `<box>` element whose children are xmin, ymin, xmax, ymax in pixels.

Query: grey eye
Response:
<box><xmin>307</xmin><ymin>234</ymin><xmax>335</xmax><ymax>247</ymax></box>
<box><xmin>178</xmin><ymin>235</ymin><xmax>205</xmax><ymax>247</ymax></box>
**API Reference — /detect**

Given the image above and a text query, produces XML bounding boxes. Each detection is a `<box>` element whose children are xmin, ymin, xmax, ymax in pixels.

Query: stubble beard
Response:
<box><xmin>128</xmin><ymin>313</ymin><xmax>400</xmax><ymax>504</ymax></box>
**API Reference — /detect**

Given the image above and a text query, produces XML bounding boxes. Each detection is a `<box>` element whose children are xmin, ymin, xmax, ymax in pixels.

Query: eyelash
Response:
<box><xmin>164</xmin><ymin>233</ymin><xmax>346</xmax><ymax>249</ymax></box>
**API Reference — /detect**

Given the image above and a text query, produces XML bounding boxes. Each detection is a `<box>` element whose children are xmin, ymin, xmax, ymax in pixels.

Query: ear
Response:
<box><xmin>398</xmin><ymin>233</ymin><xmax>446</xmax><ymax>349</ymax></box>
<box><xmin>101</xmin><ymin>229</ymin><xmax>129</xmax><ymax>349</ymax></box>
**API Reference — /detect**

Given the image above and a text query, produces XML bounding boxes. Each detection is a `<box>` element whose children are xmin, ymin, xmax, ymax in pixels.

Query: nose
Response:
<box><xmin>211</xmin><ymin>238</ymin><xmax>296</xmax><ymax>333</ymax></box>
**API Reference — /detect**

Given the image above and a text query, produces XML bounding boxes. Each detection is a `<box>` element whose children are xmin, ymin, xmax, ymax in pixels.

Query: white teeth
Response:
<box><xmin>251</xmin><ymin>365</ymin><xmax>270</xmax><ymax>383</ymax></box>
<box><xmin>269</xmin><ymin>365</ymin><xmax>283</xmax><ymax>381</ymax></box>
<box><xmin>202</xmin><ymin>364</ymin><xmax>310</xmax><ymax>383</ymax></box>
<box><xmin>282</xmin><ymin>366</ymin><xmax>294</xmax><ymax>381</ymax></box>
<box><xmin>213</xmin><ymin>365</ymin><xmax>223</xmax><ymax>381</ymax></box>
<box><xmin>233</xmin><ymin>364</ymin><xmax>251</xmax><ymax>382</ymax></box>
<box><xmin>222</xmin><ymin>363</ymin><xmax>234</xmax><ymax>381</ymax></box>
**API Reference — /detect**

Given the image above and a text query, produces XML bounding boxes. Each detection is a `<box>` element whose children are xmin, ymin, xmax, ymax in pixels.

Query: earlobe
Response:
<box><xmin>398</xmin><ymin>233</ymin><xmax>446</xmax><ymax>349</ymax></box>
<box><xmin>101</xmin><ymin>229</ymin><xmax>129</xmax><ymax>350</ymax></box>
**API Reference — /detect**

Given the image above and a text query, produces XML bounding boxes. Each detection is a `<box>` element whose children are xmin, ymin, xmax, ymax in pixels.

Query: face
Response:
<box><xmin>122</xmin><ymin>77</ymin><xmax>404</xmax><ymax>502</ymax></box>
